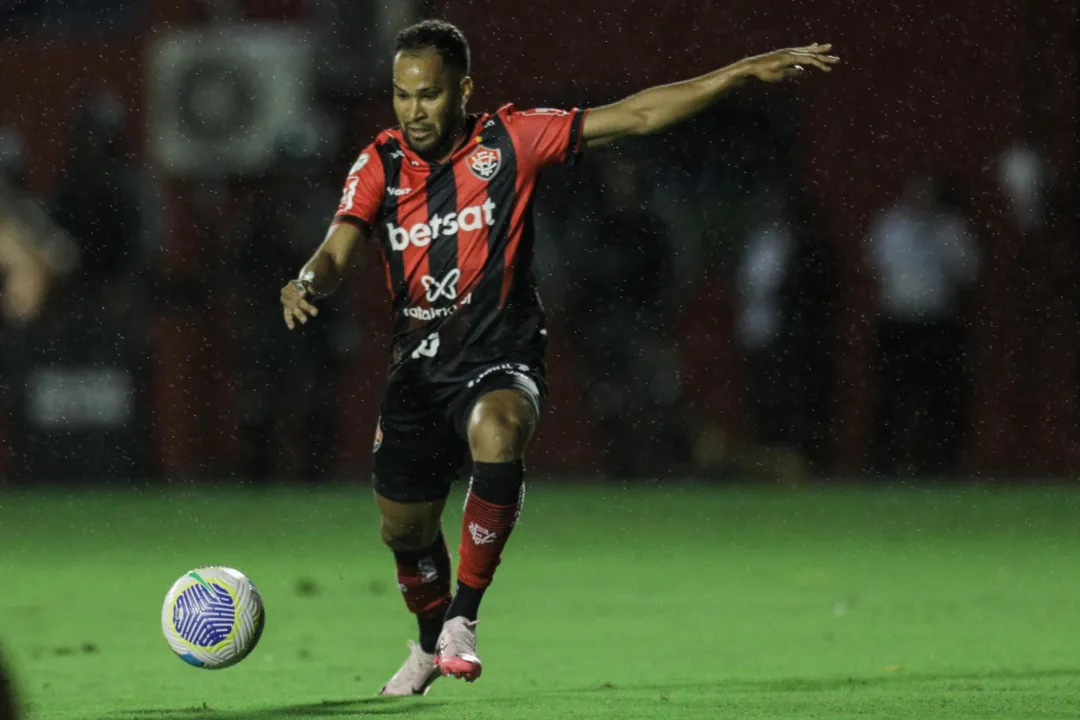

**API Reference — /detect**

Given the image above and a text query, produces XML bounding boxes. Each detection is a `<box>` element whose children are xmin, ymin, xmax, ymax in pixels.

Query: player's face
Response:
<box><xmin>393</xmin><ymin>51</ymin><xmax>472</xmax><ymax>156</ymax></box>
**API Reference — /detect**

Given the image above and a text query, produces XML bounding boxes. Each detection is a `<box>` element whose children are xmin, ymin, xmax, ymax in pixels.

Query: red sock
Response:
<box><xmin>456</xmin><ymin>461</ymin><xmax>525</xmax><ymax>590</ymax></box>
<box><xmin>393</xmin><ymin>531</ymin><xmax>451</xmax><ymax>638</ymax></box>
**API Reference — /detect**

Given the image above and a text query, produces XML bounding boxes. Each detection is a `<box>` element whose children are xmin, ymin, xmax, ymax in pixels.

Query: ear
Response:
<box><xmin>459</xmin><ymin>76</ymin><xmax>474</xmax><ymax>110</ymax></box>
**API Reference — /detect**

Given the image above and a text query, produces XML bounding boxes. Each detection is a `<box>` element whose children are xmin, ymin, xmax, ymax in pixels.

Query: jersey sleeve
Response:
<box><xmin>333</xmin><ymin>144</ymin><xmax>385</xmax><ymax>227</ymax></box>
<box><xmin>503</xmin><ymin>106</ymin><xmax>588</xmax><ymax>170</ymax></box>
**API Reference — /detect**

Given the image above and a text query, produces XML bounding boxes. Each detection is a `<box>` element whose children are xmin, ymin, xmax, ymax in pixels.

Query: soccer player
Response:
<box><xmin>280</xmin><ymin>20</ymin><xmax>838</xmax><ymax>695</ymax></box>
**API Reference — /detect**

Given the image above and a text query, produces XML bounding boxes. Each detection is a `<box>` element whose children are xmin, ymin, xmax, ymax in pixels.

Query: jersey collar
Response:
<box><xmin>396</xmin><ymin>114</ymin><xmax>488</xmax><ymax>168</ymax></box>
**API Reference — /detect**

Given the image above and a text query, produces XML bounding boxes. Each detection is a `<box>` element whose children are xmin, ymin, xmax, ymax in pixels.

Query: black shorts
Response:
<box><xmin>372</xmin><ymin>359</ymin><xmax>546</xmax><ymax>503</ymax></box>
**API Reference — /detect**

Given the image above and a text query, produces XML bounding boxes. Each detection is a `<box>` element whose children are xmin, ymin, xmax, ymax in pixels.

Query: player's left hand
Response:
<box><xmin>281</xmin><ymin>279</ymin><xmax>319</xmax><ymax>330</ymax></box>
<box><xmin>743</xmin><ymin>43</ymin><xmax>840</xmax><ymax>83</ymax></box>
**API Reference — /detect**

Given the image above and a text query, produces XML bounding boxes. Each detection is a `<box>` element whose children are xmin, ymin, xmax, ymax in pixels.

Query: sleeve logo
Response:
<box><xmin>348</xmin><ymin>152</ymin><xmax>370</xmax><ymax>175</ymax></box>
<box><xmin>338</xmin><ymin>176</ymin><xmax>360</xmax><ymax>211</ymax></box>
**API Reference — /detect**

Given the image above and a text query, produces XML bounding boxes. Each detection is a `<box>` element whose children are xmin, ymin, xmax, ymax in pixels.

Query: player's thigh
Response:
<box><xmin>454</xmin><ymin>365</ymin><xmax>545</xmax><ymax>460</ymax></box>
<box><xmin>372</xmin><ymin>413</ymin><xmax>466</xmax><ymax>547</ymax></box>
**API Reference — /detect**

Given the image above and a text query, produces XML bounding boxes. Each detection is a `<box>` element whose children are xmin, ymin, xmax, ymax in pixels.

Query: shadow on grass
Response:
<box><xmin>550</xmin><ymin>666</ymin><xmax>1080</xmax><ymax>698</ymax></box>
<box><xmin>112</xmin><ymin>697</ymin><xmax>445</xmax><ymax>720</ymax></box>
<box><xmin>109</xmin><ymin>667</ymin><xmax>1080</xmax><ymax>718</ymax></box>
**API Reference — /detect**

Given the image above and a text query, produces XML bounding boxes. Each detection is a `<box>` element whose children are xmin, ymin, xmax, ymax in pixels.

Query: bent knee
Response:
<box><xmin>468</xmin><ymin>396</ymin><xmax>535</xmax><ymax>462</ymax></box>
<box><xmin>379</xmin><ymin>515</ymin><xmax>438</xmax><ymax>551</ymax></box>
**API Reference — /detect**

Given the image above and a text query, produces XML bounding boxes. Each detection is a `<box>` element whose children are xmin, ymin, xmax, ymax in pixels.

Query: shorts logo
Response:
<box><xmin>373</xmin><ymin>420</ymin><xmax>383</xmax><ymax>452</ymax></box>
<box><xmin>466</xmin><ymin>362</ymin><xmax>531</xmax><ymax>389</ymax></box>
<box><xmin>466</xmin><ymin>146</ymin><xmax>501</xmax><ymax>181</ymax></box>
<box><xmin>421</xmin><ymin>269</ymin><xmax>460</xmax><ymax>302</ymax></box>
<box><xmin>417</xmin><ymin>557</ymin><xmax>438</xmax><ymax>583</ymax></box>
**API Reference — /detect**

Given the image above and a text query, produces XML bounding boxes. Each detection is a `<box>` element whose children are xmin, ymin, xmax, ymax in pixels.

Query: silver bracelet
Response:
<box><xmin>296</xmin><ymin>270</ymin><xmax>319</xmax><ymax>298</ymax></box>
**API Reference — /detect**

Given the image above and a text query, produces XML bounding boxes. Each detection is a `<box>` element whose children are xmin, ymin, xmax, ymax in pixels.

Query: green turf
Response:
<box><xmin>2</xmin><ymin>481</ymin><xmax>1080</xmax><ymax>719</ymax></box>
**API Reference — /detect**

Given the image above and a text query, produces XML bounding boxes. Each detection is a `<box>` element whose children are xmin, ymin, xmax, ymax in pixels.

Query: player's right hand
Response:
<box><xmin>281</xmin><ymin>280</ymin><xmax>319</xmax><ymax>330</ymax></box>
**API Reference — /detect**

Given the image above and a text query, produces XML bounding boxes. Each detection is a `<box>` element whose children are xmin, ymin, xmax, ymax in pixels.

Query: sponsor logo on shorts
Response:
<box><xmin>373</xmin><ymin>420</ymin><xmax>383</xmax><ymax>452</ymax></box>
<box><xmin>466</xmin><ymin>362</ymin><xmax>531</xmax><ymax>389</ymax></box>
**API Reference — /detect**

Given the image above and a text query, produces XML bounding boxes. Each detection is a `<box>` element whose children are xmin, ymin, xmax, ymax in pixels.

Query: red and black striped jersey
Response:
<box><xmin>333</xmin><ymin>104</ymin><xmax>587</xmax><ymax>382</ymax></box>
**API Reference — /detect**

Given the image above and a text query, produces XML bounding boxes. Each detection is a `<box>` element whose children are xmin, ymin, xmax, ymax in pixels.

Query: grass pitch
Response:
<box><xmin>1</xmin><ymin>481</ymin><xmax>1079</xmax><ymax>719</ymax></box>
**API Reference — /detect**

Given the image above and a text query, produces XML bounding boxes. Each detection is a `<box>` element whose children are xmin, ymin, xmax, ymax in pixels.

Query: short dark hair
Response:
<box><xmin>395</xmin><ymin>19</ymin><xmax>471</xmax><ymax>77</ymax></box>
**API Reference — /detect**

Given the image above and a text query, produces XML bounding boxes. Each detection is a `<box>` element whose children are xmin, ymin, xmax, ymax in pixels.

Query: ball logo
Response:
<box><xmin>173</xmin><ymin>582</ymin><xmax>235</xmax><ymax>648</ymax></box>
<box><xmin>467</xmin><ymin>146</ymin><xmax>501</xmax><ymax>180</ymax></box>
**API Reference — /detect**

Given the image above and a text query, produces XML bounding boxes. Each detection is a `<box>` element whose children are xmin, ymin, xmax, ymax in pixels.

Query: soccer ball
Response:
<box><xmin>161</xmin><ymin>566</ymin><xmax>265</xmax><ymax>669</ymax></box>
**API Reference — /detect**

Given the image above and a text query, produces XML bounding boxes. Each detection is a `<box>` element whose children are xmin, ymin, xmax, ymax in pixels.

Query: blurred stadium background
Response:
<box><xmin>1</xmin><ymin>1</ymin><xmax>1079</xmax><ymax>718</ymax></box>
<box><xmin>0</xmin><ymin>0</ymin><xmax>1078</xmax><ymax>483</ymax></box>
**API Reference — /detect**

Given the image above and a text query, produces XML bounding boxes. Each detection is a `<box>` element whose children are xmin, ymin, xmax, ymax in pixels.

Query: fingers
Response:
<box><xmin>791</xmin><ymin>43</ymin><xmax>840</xmax><ymax>65</ymax></box>
<box><xmin>787</xmin><ymin>52</ymin><xmax>838</xmax><ymax>73</ymax></box>
<box><xmin>284</xmin><ymin>304</ymin><xmax>313</xmax><ymax>327</ymax></box>
<box><xmin>802</xmin><ymin>57</ymin><xmax>833</xmax><ymax>72</ymax></box>
<box><xmin>280</xmin><ymin>281</ymin><xmax>319</xmax><ymax>330</ymax></box>
<box><xmin>283</xmin><ymin>305</ymin><xmax>314</xmax><ymax>328</ymax></box>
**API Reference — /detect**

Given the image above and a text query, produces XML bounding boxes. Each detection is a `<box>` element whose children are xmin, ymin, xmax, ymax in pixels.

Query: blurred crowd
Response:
<box><xmin>0</xmin><ymin>91</ymin><xmax>344</xmax><ymax>482</ymax></box>
<box><xmin>0</xmin><ymin>84</ymin><xmax>1073</xmax><ymax>483</ymax></box>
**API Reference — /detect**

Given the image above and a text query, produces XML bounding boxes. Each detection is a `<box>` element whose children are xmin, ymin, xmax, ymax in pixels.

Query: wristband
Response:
<box><xmin>296</xmin><ymin>270</ymin><xmax>319</xmax><ymax>298</ymax></box>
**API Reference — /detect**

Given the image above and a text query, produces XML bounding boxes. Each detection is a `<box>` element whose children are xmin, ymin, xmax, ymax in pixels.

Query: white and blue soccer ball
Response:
<box><xmin>161</xmin><ymin>566</ymin><xmax>265</xmax><ymax>669</ymax></box>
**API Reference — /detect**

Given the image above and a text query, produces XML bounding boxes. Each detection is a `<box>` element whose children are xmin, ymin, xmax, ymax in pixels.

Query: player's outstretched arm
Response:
<box><xmin>281</xmin><ymin>221</ymin><xmax>370</xmax><ymax>330</ymax></box>
<box><xmin>582</xmin><ymin>43</ymin><xmax>839</xmax><ymax>148</ymax></box>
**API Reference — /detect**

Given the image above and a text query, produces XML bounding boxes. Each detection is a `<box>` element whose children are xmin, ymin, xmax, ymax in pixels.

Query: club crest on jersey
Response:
<box><xmin>467</xmin><ymin>145</ymin><xmax>501</xmax><ymax>181</ymax></box>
